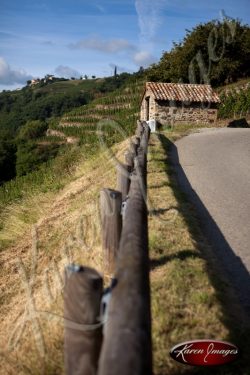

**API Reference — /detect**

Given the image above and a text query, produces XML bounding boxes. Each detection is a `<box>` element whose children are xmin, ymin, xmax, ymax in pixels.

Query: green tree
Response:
<box><xmin>17</xmin><ymin>120</ymin><xmax>48</xmax><ymax>142</ymax></box>
<box><xmin>147</xmin><ymin>18</ymin><xmax>250</xmax><ymax>86</ymax></box>
<box><xmin>16</xmin><ymin>141</ymin><xmax>59</xmax><ymax>177</ymax></box>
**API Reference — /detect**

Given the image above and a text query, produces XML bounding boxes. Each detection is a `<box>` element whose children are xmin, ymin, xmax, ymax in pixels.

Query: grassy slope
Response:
<box><xmin>0</xmin><ymin>138</ymin><xmax>130</xmax><ymax>374</ymax></box>
<box><xmin>0</xmin><ymin>79</ymin><xmax>143</xmax><ymax>209</ymax></box>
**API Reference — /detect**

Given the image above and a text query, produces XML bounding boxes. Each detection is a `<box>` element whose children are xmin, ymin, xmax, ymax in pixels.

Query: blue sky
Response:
<box><xmin>0</xmin><ymin>0</ymin><xmax>249</xmax><ymax>91</ymax></box>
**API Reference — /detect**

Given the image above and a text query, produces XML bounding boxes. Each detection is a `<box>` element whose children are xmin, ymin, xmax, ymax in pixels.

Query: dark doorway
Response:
<box><xmin>145</xmin><ymin>97</ymin><xmax>150</xmax><ymax>121</ymax></box>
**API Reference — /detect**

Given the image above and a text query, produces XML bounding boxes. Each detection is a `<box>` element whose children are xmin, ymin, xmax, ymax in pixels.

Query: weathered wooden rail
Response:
<box><xmin>64</xmin><ymin>120</ymin><xmax>152</xmax><ymax>375</ymax></box>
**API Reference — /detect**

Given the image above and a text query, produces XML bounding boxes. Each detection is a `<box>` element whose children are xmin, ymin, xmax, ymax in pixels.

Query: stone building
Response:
<box><xmin>140</xmin><ymin>82</ymin><xmax>220</xmax><ymax>126</ymax></box>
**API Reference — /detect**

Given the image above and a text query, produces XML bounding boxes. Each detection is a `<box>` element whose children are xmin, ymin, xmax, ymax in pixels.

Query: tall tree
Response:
<box><xmin>148</xmin><ymin>18</ymin><xmax>250</xmax><ymax>86</ymax></box>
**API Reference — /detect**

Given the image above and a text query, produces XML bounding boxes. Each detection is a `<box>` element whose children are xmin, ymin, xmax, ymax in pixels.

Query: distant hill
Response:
<box><xmin>0</xmin><ymin>74</ymin><xmax>137</xmax><ymax>134</ymax></box>
<box><xmin>0</xmin><ymin>71</ymin><xmax>144</xmax><ymax>185</ymax></box>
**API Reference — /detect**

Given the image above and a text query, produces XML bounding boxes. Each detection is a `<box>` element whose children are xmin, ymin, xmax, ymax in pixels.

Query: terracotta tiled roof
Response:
<box><xmin>145</xmin><ymin>82</ymin><xmax>220</xmax><ymax>103</ymax></box>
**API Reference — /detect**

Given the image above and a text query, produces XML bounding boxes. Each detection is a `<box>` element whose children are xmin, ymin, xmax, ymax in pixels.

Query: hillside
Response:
<box><xmin>0</xmin><ymin>79</ymin><xmax>94</xmax><ymax>133</ymax></box>
<box><xmin>0</xmin><ymin>72</ymin><xmax>143</xmax><ymax>185</ymax></box>
<box><xmin>0</xmin><ymin>77</ymin><xmax>144</xmax><ymax>212</ymax></box>
<box><xmin>0</xmin><ymin>79</ymin><xmax>94</xmax><ymax>184</ymax></box>
<box><xmin>0</xmin><ymin>73</ymin><xmax>140</xmax><ymax>135</ymax></box>
<box><xmin>0</xmin><ymin>138</ymin><xmax>130</xmax><ymax>374</ymax></box>
<box><xmin>46</xmin><ymin>80</ymin><xmax>144</xmax><ymax>144</ymax></box>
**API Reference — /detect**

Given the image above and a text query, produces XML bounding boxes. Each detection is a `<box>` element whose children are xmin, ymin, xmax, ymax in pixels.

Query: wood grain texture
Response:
<box><xmin>100</xmin><ymin>189</ymin><xmax>122</xmax><ymax>272</ymax></box>
<box><xmin>64</xmin><ymin>266</ymin><xmax>103</xmax><ymax>375</ymax></box>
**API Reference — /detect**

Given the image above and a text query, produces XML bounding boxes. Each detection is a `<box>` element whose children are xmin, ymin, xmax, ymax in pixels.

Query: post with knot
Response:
<box><xmin>100</xmin><ymin>189</ymin><xmax>122</xmax><ymax>272</ymax></box>
<box><xmin>64</xmin><ymin>265</ymin><xmax>103</xmax><ymax>375</ymax></box>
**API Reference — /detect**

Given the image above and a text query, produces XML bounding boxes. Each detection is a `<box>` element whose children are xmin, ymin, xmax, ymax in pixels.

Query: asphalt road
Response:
<box><xmin>170</xmin><ymin>128</ymin><xmax>250</xmax><ymax>312</ymax></box>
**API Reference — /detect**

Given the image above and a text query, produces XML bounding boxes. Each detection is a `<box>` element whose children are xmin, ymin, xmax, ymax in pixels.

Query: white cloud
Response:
<box><xmin>133</xmin><ymin>51</ymin><xmax>156</xmax><ymax>67</ymax></box>
<box><xmin>0</xmin><ymin>57</ymin><xmax>32</xmax><ymax>85</ymax></box>
<box><xmin>54</xmin><ymin>65</ymin><xmax>81</xmax><ymax>78</ymax></box>
<box><xmin>135</xmin><ymin>0</ymin><xmax>166</xmax><ymax>41</ymax></box>
<box><xmin>134</xmin><ymin>1</ymin><xmax>166</xmax><ymax>68</ymax></box>
<box><xmin>69</xmin><ymin>36</ymin><xmax>136</xmax><ymax>54</ymax></box>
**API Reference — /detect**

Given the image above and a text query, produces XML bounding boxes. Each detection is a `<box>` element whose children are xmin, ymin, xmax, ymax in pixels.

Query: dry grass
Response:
<box><xmin>148</xmin><ymin>131</ymin><xmax>250</xmax><ymax>375</ymax></box>
<box><xmin>0</xmin><ymin>138</ymin><xmax>130</xmax><ymax>374</ymax></box>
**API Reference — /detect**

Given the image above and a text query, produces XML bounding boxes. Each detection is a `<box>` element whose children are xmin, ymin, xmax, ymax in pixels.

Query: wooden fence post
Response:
<box><xmin>141</xmin><ymin>123</ymin><xmax>150</xmax><ymax>153</ymax></box>
<box><xmin>98</xmin><ymin>171</ymin><xmax>152</xmax><ymax>375</ymax></box>
<box><xmin>135</xmin><ymin>146</ymin><xmax>147</xmax><ymax>196</ymax></box>
<box><xmin>134</xmin><ymin>136</ymin><xmax>141</xmax><ymax>148</ymax></box>
<box><xmin>64</xmin><ymin>265</ymin><xmax>103</xmax><ymax>375</ymax></box>
<box><xmin>146</xmin><ymin>122</ymin><xmax>151</xmax><ymax>140</ymax></box>
<box><xmin>100</xmin><ymin>189</ymin><xmax>122</xmax><ymax>272</ymax></box>
<box><xmin>124</xmin><ymin>150</ymin><xmax>134</xmax><ymax>169</ymax></box>
<box><xmin>116</xmin><ymin>163</ymin><xmax>132</xmax><ymax>201</ymax></box>
<box><xmin>136</xmin><ymin>120</ymin><xmax>143</xmax><ymax>138</ymax></box>
<box><xmin>130</xmin><ymin>141</ymin><xmax>138</xmax><ymax>157</ymax></box>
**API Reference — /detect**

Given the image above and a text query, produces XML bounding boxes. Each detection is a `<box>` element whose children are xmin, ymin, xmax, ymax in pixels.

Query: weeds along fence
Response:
<box><xmin>64</xmin><ymin>120</ymin><xmax>152</xmax><ymax>375</ymax></box>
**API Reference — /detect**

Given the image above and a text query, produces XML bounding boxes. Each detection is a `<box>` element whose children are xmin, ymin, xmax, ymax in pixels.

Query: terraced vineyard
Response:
<box><xmin>0</xmin><ymin>79</ymin><xmax>145</xmax><ymax>208</ymax></box>
<box><xmin>48</xmin><ymin>81</ymin><xmax>144</xmax><ymax>147</ymax></box>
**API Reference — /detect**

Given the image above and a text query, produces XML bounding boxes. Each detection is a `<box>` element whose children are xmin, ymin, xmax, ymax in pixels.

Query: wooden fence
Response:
<box><xmin>64</xmin><ymin>120</ymin><xmax>152</xmax><ymax>375</ymax></box>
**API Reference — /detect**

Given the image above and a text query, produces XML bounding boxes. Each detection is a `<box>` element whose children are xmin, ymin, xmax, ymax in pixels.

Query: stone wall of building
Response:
<box><xmin>141</xmin><ymin>95</ymin><xmax>218</xmax><ymax>125</ymax></box>
<box><xmin>140</xmin><ymin>90</ymin><xmax>157</xmax><ymax>121</ymax></box>
<box><xmin>154</xmin><ymin>100</ymin><xmax>218</xmax><ymax>125</ymax></box>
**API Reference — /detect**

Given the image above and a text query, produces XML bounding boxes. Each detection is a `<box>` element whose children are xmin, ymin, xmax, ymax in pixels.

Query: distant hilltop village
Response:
<box><xmin>28</xmin><ymin>74</ymin><xmax>98</xmax><ymax>87</ymax></box>
<box><xmin>28</xmin><ymin>66</ymin><xmax>118</xmax><ymax>87</ymax></box>
<box><xmin>29</xmin><ymin>74</ymin><xmax>55</xmax><ymax>86</ymax></box>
